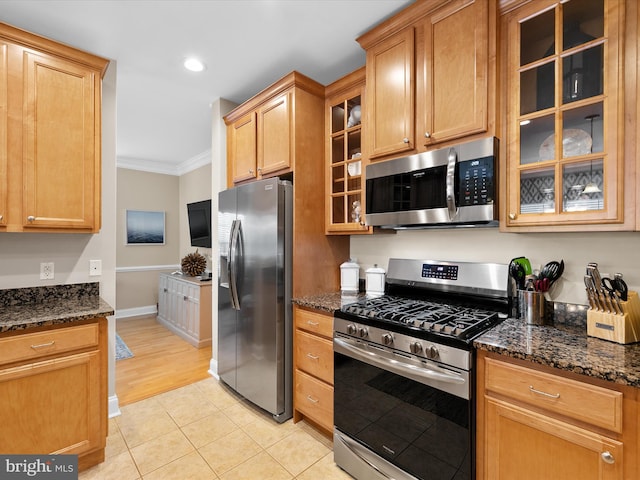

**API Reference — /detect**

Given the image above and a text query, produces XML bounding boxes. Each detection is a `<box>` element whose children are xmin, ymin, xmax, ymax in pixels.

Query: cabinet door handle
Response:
<box><xmin>27</xmin><ymin>215</ymin><xmax>36</xmax><ymax>222</ymax></box>
<box><xmin>31</xmin><ymin>340</ymin><xmax>55</xmax><ymax>350</ymax></box>
<box><xmin>0</xmin><ymin>214</ymin><xmax>3</xmax><ymax>221</ymax></box>
<box><xmin>424</xmin><ymin>132</ymin><xmax>431</xmax><ymax>138</ymax></box>
<box><xmin>402</xmin><ymin>137</ymin><xmax>409</xmax><ymax>144</ymax></box>
<box><xmin>306</xmin><ymin>320</ymin><xmax>319</xmax><ymax>326</ymax></box>
<box><xmin>529</xmin><ymin>385</ymin><xmax>560</xmax><ymax>399</ymax></box>
<box><xmin>509</xmin><ymin>213</ymin><xmax>517</xmax><ymax>220</ymax></box>
<box><xmin>183</xmin><ymin>295</ymin><xmax>188</xmax><ymax>301</ymax></box>
<box><xmin>306</xmin><ymin>353</ymin><xmax>319</xmax><ymax>361</ymax></box>
<box><xmin>306</xmin><ymin>395</ymin><xmax>319</xmax><ymax>404</ymax></box>
<box><xmin>601</xmin><ymin>451</ymin><xmax>615</xmax><ymax>464</ymax></box>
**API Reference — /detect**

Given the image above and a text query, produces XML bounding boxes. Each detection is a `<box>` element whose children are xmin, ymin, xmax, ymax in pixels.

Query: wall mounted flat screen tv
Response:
<box><xmin>187</xmin><ymin>199</ymin><xmax>212</xmax><ymax>248</ymax></box>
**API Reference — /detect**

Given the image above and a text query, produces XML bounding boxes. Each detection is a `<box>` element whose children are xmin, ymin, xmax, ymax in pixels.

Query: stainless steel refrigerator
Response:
<box><xmin>217</xmin><ymin>177</ymin><xmax>293</xmax><ymax>423</ymax></box>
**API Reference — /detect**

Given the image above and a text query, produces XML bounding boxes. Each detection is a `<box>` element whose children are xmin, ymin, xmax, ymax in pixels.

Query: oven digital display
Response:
<box><xmin>422</xmin><ymin>264</ymin><xmax>458</xmax><ymax>280</ymax></box>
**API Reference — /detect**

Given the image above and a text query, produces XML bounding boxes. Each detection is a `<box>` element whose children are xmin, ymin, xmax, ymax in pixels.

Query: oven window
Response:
<box><xmin>366</xmin><ymin>165</ymin><xmax>448</xmax><ymax>214</ymax></box>
<box><xmin>334</xmin><ymin>352</ymin><xmax>471</xmax><ymax>480</ymax></box>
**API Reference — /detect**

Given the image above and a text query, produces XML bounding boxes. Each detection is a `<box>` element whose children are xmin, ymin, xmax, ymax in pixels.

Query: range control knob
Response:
<box><xmin>357</xmin><ymin>327</ymin><xmax>368</xmax><ymax>338</ymax></box>
<box><xmin>410</xmin><ymin>342</ymin><xmax>423</xmax><ymax>354</ymax></box>
<box><xmin>426</xmin><ymin>346</ymin><xmax>439</xmax><ymax>359</ymax></box>
<box><xmin>382</xmin><ymin>333</ymin><xmax>393</xmax><ymax>346</ymax></box>
<box><xmin>347</xmin><ymin>324</ymin><xmax>357</xmax><ymax>335</ymax></box>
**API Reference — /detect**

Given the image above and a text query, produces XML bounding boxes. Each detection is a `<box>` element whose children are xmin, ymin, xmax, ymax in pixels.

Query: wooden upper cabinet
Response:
<box><xmin>0</xmin><ymin>22</ymin><xmax>108</xmax><ymax>233</ymax></box>
<box><xmin>501</xmin><ymin>0</ymin><xmax>631</xmax><ymax>231</ymax></box>
<box><xmin>364</xmin><ymin>28</ymin><xmax>415</xmax><ymax>160</ymax></box>
<box><xmin>224</xmin><ymin>71</ymin><xmax>323</xmax><ymax>187</ymax></box>
<box><xmin>0</xmin><ymin>41</ymin><xmax>7</xmax><ymax>228</ymax></box>
<box><xmin>22</xmin><ymin>51</ymin><xmax>100</xmax><ymax>230</ymax></box>
<box><xmin>228</xmin><ymin>112</ymin><xmax>258</xmax><ymax>183</ymax></box>
<box><xmin>358</xmin><ymin>0</ymin><xmax>492</xmax><ymax>162</ymax></box>
<box><xmin>258</xmin><ymin>91</ymin><xmax>292</xmax><ymax>177</ymax></box>
<box><xmin>419</xmin><ymin>0</ymin><xmax>488</xmax><ymax>146</ymax></box>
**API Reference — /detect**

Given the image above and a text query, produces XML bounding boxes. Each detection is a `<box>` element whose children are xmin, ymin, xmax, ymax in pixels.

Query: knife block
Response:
<box><xmin>587</xmin><ymin>290</ymin><xmax>640</xmax><ymax>344</ymax></box>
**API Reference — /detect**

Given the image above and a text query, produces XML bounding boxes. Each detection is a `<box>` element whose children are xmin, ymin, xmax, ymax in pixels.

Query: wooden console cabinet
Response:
<box><xmin>0</xmin><ymin>318</ymin><xmax>108</xmax><ymax>471</ymax></box>
<box><xmin>157</xmin><ymin>273</ymin><xmax>212</xmax><ymax>348</ymax></box>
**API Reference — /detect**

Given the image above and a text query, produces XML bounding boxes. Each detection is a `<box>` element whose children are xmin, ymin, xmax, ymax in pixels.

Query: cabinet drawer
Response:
<box><xmin>295</xmin><ymin>330</ymin><xmax>333</xmax><ymax>384</ymax></box>
<box><xmin>295</xmin><ymin>369</ymin><xmax>333</xmax><ymax>431</ymax></box>
<box><xmin>0</xmin><ymin>323</ymin><xmax>99</xmax><ymax>366</ymax></box>
<box><xmin>485</xmin><ymin>358</ymin><xmax>623</xmax><ymax>433</ymax></box>
<box><xmin>294</xmin><ymin>307</ymin><xmax>333</xmax><ymax>338</ymax></box>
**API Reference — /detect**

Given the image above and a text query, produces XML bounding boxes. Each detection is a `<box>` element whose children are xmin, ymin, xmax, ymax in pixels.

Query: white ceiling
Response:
<box><xmin>1</xmin><ymin>0</ymin><xmax>412</xmax><ymax>174</ymax></box>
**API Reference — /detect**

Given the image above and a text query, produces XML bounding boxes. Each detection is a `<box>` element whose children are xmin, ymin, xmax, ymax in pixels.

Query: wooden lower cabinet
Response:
<box><xmin>293</xmin><ymin>305</ymin><xmax>334</xmax><ymax>433</ymax></box>
<box><xmin>476</xmin><ymin>351</ymin><xmax>639</xmax><ymax>480</ymax></box>
<box><xmin>0</xmin><ymin>318</ymin><xmax>107</xmax><ymax>471</ymax></box>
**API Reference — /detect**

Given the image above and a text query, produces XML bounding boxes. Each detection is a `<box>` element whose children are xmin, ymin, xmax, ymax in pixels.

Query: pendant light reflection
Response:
<box><xmin>582</xmin><ymin>113</ymin><xmax>601</xmax><ymax>194</ymax></box>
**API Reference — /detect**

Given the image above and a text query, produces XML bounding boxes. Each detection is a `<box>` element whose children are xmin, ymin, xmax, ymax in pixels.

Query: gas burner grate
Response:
<box><xmin>341</xmin><ymin>295</ymin><xmax>499</xmax><ymax>339</ymax></box>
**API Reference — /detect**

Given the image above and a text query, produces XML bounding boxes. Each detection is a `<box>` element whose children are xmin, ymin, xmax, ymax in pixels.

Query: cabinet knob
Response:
<box><xmin>424</xmin><ymin>132</ymin><xmax>431</xmax><ymax>138</ymax></box>
<box><xmin>601</xmin><ymin>451</ymin><xmax>615</xmax><ymax>464</ymax></box>
<box><xmin>402</xmin><ymin>137</ymin><xmax>409</xmax><ymax>144</ymax></box>
<box><xmin>183</xmin><ymin>295</ymin><xmax>188</xmax><ymax>301</ymax></box>
<box><xmin>27</xmin><ymin>215</ymin><xmax>35</xmax><ymax>222</ymax></box>
<box><xmin>509</xmin><ymin>213</ymin><xmax>517</xmax><ymax>220</ymax></box>
<box><xmin>0</xmin><ymin>214</ymin><xmax>3</xmax><ymax>221</ymax></box>
<box><xmin>249</xmin><ymin>169</ymin><xmax>254</xmax><ymax>174</ymax></box>
<box><xmin>163</xmin><ymin>288</ymin><xmax>168</xmax><ymax>292</ymax></box>
<box><xmin>257</xmin><ymin>167</ymin><xmax>262</xmax><ymax>172</ymax></box>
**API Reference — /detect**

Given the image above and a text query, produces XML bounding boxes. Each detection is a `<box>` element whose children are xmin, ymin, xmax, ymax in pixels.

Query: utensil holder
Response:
<box><xmin>587</xmin><ymin>290</ymin><xmax>640</xmax><ymax>344</ymax></box>
<box><xmin>517</xmin><ymin>290</ymin><xmax>552</xmax><ymax>325</ymax></box>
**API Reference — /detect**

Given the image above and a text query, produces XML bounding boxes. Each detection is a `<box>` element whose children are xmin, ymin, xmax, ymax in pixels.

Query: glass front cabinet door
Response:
<box><xmin>504</xmin><ymin>0</ymin><xmax>626</xmax><ymax>229</ymax></box>
<box><xmin>325</xmin><ymin>68</ymin><xmax>371</xmax><ymax>234</ymax></box>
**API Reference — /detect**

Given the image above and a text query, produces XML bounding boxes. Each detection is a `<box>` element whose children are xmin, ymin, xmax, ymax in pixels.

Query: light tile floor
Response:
<box><xmin>80</xmin><ymin>378</ymin><xmax>353</xmax><ymax>480</ymax></box>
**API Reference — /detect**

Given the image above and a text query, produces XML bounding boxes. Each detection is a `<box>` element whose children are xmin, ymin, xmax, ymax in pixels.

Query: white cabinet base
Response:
<box><xmin>157</xmin><ymin>273</ymin><xmax>212</xmax><ymax>348</ymax></box>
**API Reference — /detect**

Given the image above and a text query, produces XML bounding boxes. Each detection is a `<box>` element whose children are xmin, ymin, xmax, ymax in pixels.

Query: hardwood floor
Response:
<box><xmin>115</xmin><ymin>315</ymin><xmax>212</xmax><ymax>406</ymax></box>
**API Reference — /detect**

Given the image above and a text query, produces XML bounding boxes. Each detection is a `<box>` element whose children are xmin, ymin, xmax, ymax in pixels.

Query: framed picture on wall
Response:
<box><xmin>125</xmin><ymin>210</ymin><xmax>165</xmax><ymax>245</ymax></box>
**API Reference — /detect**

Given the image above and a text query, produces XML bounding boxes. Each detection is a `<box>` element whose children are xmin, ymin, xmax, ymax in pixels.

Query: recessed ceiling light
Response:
<box><xmin>184</xmin><ymin>57</ymin><xmax>205</xmax><ymax>72</ymax></box>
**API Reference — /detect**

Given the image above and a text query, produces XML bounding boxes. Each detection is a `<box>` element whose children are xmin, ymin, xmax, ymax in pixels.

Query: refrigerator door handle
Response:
<box><xmin>229</xmin><ymin>219</ymin><xmax>241</xmax><ymax>310</ymax></box>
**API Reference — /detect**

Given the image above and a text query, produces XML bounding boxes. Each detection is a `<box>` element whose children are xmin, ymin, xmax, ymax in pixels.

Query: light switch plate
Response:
<box><xmin>89</xmin><ymin>259</ymin><xmax>102</xmax><ymax>276</ymax></box>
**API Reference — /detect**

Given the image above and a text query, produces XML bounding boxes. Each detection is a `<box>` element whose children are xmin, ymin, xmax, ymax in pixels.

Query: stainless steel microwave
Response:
<box><xmin>365</xmin><ymin>137</ymin><xmax>498</xmax><ymax>229</ymax></box>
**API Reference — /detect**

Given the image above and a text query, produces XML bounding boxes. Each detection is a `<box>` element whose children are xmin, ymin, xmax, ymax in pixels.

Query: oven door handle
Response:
<box><xmin>334</xmin><ymin>337</ymin><xmax>465</xmax><ymax>385</ymax></box>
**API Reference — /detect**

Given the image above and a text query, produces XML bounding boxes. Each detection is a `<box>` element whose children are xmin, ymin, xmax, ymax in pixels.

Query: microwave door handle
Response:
<box><xmin>446</xmin><ymin>148</ymin><xmax>458</xmax><ymax>221</ymax></box>
<box><xmin>229</xmin><ymin>219</ymin><xmax>241</xmax><ymax>310</ymax></box>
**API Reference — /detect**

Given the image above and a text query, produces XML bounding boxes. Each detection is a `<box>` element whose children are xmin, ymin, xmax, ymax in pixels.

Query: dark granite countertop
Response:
<box><xmin>293</xmin><ymin>291</ymin><xmax>364</xmax><ymax>313</ymax></box>
<box><xmin>0</xmin><ymin>283</ymin><xmax>114</xmax><ymax>333</ymax></box>
<box><xmin>474</xmin><ymin>316</ymin><xmax>640</xmax><ymax>388</ymax></box>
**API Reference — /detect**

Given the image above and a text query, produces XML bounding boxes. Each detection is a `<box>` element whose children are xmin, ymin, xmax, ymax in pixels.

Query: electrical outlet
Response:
<box><xmin>89</xmin><ymin>259</ymin><xmax>102</xmax><ymax>276</ymax></box>
<box><xmin>40</xmin><ymin>262</ymin><xmax>54</xmax><ymax>280</ymax></box>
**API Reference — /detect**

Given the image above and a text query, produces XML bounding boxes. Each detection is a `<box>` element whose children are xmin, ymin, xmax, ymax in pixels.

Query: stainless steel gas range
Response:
<box><xmin>333</xmin><ymin>258</ymin><xmax>509</xmax><ymax>480</ymax></box>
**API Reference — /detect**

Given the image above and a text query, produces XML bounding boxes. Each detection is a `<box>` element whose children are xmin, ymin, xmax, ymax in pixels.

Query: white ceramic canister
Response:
<box><xmin>366</xmin><ymin>264</ymin><xmax>386</xmax><ymax>297</ymax></box>
<box><xmin>340</xmin><ymin>259</ymin><xmax>360</xmax><ymax>293</ymax></box>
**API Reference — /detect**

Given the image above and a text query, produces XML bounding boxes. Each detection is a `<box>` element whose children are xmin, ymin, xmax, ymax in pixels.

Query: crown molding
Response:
<box><xmin>117</xmin><ymin>149</ymin><xmax>212</xmax><ymax>176</ymax></box>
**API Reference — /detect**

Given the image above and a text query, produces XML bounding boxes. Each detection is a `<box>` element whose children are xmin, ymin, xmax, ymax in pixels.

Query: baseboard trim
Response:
<box><xmin>116</xmin><ymin>305</ymin><xmax>157</xmax><ymax>320</ymax></box>
<box><xmin>208</xmin><ymin>358</ymin><xmax>218</xmax><ymax>380</ymax></box>
<box><xmin>108</xmin><ymin>395</ymin><xmax>121</xmax><ymax>418</ymax></box>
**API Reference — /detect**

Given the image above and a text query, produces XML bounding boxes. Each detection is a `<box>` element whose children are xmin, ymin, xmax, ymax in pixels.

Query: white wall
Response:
<box><xmin>351</xmin><ymin>229</ymin><xmax>640</xmax><ymax>306</ymax></box>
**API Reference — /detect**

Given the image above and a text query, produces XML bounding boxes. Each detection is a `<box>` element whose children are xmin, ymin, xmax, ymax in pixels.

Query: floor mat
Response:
<box><xmin>116</xmin><ymin>333</ymin><xmax>134</xmax><ymax>360</ymax></box>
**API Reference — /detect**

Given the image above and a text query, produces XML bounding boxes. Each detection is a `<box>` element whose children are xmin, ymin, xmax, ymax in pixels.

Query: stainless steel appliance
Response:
<box><xmin>217</xmin><ymin>177</ymin><xmax>293</xmax><ymax>423</ymax></box>
<box><xmin>365</xmin><ymin>137</ymin><xmax>498</xmax><ymax>228</ymax></box>
<box><xmin>333</xmin><ymin>258</ymin><xmax>509</xmax><ymax>480</ymax></box>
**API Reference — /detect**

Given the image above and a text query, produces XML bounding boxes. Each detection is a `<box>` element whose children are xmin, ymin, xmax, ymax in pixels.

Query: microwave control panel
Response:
<box><xmin>458</xmin><ymin>156</ymin><xmax>494</xmax><ymax>206</ymax></box>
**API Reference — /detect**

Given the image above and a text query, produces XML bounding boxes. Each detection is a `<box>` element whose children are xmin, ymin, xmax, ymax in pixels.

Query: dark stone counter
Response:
<box><xmin>474</xmin><ymin>303</ymin><xmax>640</xmax><ymax>387</ymax></box>
<box><xmin>0</xmin><ymin>283</ymin><xmax>114</xmax><ymax>333</ymax></box>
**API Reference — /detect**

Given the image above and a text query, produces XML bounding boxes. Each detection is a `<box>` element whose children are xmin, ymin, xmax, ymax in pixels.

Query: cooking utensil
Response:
<box><xmin>509</xmin><ymin>261</ymin><xmax>526</xmax><ymax>290</ymax></box>
<box><xmin>614</xmin><ymin>273</ymin><xmax>628</xmax><ymax>301</ymax></box>
<box><xmin>540</xmin><ymin>260</ymin><xmax>564</xmax><ymax>286</ymax></box>
<box><xmin>514</xmin><ymin>257</ymin><xmax>533</xmax><ymax>275</ymax></box>
<box><xmin>601</xmin><ymin>277</ymin><xmax>623</xmax><ymax>315</ymax></box>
